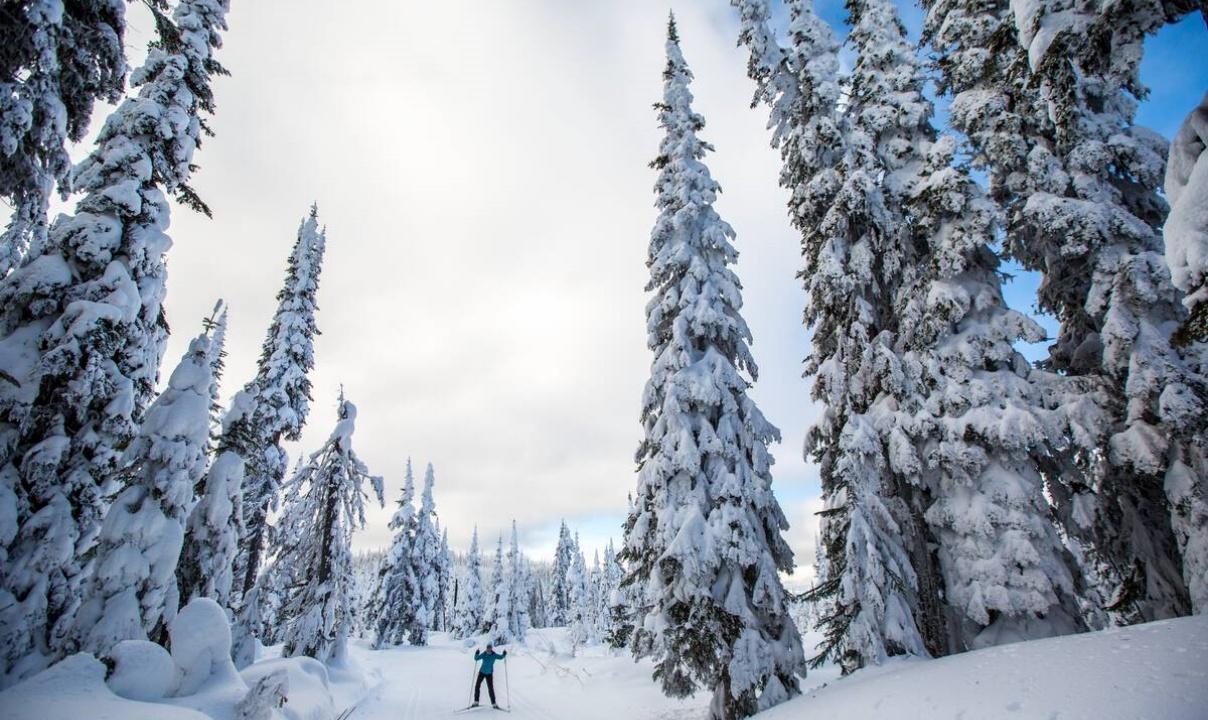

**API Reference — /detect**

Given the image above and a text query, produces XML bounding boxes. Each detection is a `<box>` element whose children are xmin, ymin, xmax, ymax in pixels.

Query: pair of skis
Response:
<box><xmin>454</xmin><ymin>704</ymin><xmax>510</xmax><ymax>713</ymax></box>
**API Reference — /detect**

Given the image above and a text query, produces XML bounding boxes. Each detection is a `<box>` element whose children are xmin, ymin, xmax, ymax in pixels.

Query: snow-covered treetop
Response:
<box><xmin>74</xmin><ymin>0</ymin><xmax>229</xmax><ymax>217</ymax></box>
<box><xmin>249</xmin><ymin>205</ymin><xmax>326</xmax><ymax>443</ymax></box>
<box><xmin>419</xmin><ymin>462</ymin><xmax>436</xmax><ymax>517</ymax></box>
<box><xmin>643</xmin><ymin>13</ymin><xmax>757</xmax><ymax>379</ymax></box>
<box><xmin>730</xmin><ymin>0</ymin><xmax>792</xmax><ymax>111</ymax></box>
<box><xmin>390</xmin><ymin>457</ymin><xmax>416</xmax><ymax>532</ymax></box>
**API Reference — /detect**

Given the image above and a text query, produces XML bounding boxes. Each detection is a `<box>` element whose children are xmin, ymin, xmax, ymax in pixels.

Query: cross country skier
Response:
<box><xmin>471</xmin><ymin>644</ymin><xmax>508</xmax><ymax>708</ymax></box>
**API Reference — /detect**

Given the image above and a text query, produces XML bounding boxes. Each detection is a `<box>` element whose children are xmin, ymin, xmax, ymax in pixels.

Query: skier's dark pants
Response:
<box><xmin>474</xmin><ymin>671</ymin><xmax>496</xmax><ymax>705</ymax></box>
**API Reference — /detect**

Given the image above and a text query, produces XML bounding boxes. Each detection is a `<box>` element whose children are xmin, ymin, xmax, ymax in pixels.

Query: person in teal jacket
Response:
<box><xmin>472</xmin><ymin>644</ymin><xmax>508</xmax><ymax>708</ymax></box>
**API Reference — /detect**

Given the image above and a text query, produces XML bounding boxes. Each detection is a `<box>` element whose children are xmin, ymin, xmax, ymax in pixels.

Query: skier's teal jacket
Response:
<box><xmin>474</xmin><ymin>649</ymin><xmax>507</xmax><ymax>675</ymax></box>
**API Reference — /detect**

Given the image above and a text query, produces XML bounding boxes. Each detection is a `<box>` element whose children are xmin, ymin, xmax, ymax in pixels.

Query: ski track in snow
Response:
<box><xmin>344</xmin><ymin>629</ymin><xmax>712</xmax><ymax>720</ymax></box>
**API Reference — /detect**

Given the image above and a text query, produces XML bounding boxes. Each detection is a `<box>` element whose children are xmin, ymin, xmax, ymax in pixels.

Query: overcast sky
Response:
<box><xmin>63</xmin><ymin>1</ymin><xmax>1206</xmax><ymax>587</ymax></box>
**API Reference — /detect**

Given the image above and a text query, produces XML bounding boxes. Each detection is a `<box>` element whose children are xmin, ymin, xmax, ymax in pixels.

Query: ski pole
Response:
<box><xmin>504</xmin><ymin>656</ymin><xmax>510</xmax><ymax>711</ymax></box>
<box><xmin>467</xmin><ymin>656</ymin><xmax>478</xmax><ymax>709</ymax></box>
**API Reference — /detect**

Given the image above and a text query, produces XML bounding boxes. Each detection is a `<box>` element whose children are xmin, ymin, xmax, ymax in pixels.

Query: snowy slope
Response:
<box><xmin>765</xmin><ymin>615</ymin><xmax>1208</xmax><ymax>720</ymax></box>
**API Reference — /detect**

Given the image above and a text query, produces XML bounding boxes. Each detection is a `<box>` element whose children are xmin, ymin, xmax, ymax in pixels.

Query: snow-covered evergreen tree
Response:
<box><xmin>177</xmin><ymin>327</ymin><xmax>251</xmax><ymax>610</ymax></box>
<box><xmin>71</xmin><ymin>332</ymin><xmax>213</xmax><ymax>655</ymax></box>
<box><xmin>620</xmin><ymin>18</ymin><xmax>805</xmax><ymax>717</ymax></box>
<box><xmin>0</xmin><ymin>0</ymin><xmax>229</xmax><ymax>685</ymax></box>
<box><xmin>482</xmin><ymin>534</ymin><xmax>510</xmax><ymax>645</ymax></box>
<box><xmin>899</xmin><ymin>132</ymin><xmax>1087</xmax><ymax>647</ymax></box>
<box><xmin>1004</xmin><ymin>0</ymin><xmax>1208</xmax><ymax>620</ymax></box>
<box><xmin>1166</xmin><ymin>92</ymin><xmax>1208</xmax><ymax>346</ymax></box>
<box><xmin>567</xmin><ymin>542</ymin><xmax>590</xmax><ymax>649</ymax></box>
<box><xmin>507</xmin><ymin>520</ymin><xmax>530</xmax><ymax>642</ymax></box>
<box><xmin>597</xmin><ymin>540</ymin><xmax>621</xmax><ymax>641</ymax></box>
<box><xmin>437</xmin><ymin>525</ymin><xmax>452</xmax><ymax>632</ymax></box>
<box><xmin>609</xmin><ymin>497</ymin><xmax>638</xmax><ymax>648</ymax></box>
<box><xmin>1161</xmin><ymin>96</ymin><xmax>1208</xmax><ymax>611</ymax></box>
<box><xmin>407</xmin><ymin>463</ymin><xmax>441</xmax><ymax>645</ymax></box>
<box><xmin>735</xmin><ymin>0</ymin><xmax>940</xmax><ymax>670</ymax></box>
<box><xmin>276</xmin><ymin>394</ymin><xmax>383</xmax><ymax>662</ymax></box>
<box><xmin>234</xmin><ymin>206</ymin><xmax>327</xmax><ymax>604</ymax></box>
<box><xmin>202</xmin><ymin>301</ymin><xmax>229</xmax><ymax>444</ymax></box>
<box><xmin>586</xmin><ymin>549</ymin><xmax>604</xmax><ymax>641</ymax></box>
<box><xmin>919</xmin><ymin>0</ymin><xmax>1114</xmax><ymax>619</ymax></box>
<box><xmin>175</xmin><ymin>300</ymin><xmax>230</xmax><ymax>607</ymax></box>
<box><xmin>369</xmin><ymin>459</ymin><xmax>420</xmax><ymax>648</ymax></box>
<box><xmin>527</xmin><ymin>559</ymin><xmax>547</xmax><ymax>629</ymax></box>
<box><xmin>550</xmin><ymin>520</ymin><xmax>575</xmax><ymax>626</ymax></box>
<box><xmin>452</xmin><ymin>527</ymin><xmax>485</xmax><ymax>639</ymax></box>
<box><xmin>0</xmin><ymin>0</ymin><xmax>128</xmax><ymax>275</ymax></box>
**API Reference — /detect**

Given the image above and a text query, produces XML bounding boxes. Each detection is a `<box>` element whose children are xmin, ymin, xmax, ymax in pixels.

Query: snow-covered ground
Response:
<box><xmin>766</xmin><ymin>615</ymin><xmax>1208</xmax><ymax>720</ymax></box>
<box><xmin>348</xmin><ymin>628</ymin><xmax>714</xmax><ymax>719</ymax></box>
<box><xmin>2</xmin><ymin>616</ymin><xmax>1205</xmax><ymax>720</ymax></box>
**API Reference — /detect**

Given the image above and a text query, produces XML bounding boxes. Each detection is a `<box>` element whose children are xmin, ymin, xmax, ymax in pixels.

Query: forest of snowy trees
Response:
<box><xmin>0</xmin><ymin>1</ymin><xmax>1205</xmax><ymax>720</ymax></box>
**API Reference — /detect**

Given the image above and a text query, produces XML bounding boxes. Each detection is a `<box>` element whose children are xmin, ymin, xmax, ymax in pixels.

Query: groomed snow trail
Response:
<box><xmin>346</xmin><ymin>629</ymin><xmax>713</xmax><ymax>720</ymax></box>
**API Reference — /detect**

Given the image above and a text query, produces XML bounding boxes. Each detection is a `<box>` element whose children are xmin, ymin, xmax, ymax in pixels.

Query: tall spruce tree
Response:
<box><xmin>567</xmin><ymin>541</ymin><xmax>590</xmax><ymax>649</ymax></box>
<box><xmin>899</xmin><ymin>133</ymin><xmax>1087</xmax><ymax>646</ymax></box>
<box><xmin>276</xmin><ymin>394</ymin><xmax>383</xmax><ymax>662</ymax></box>
<box><xmin>550</xmin><ymin>520</ymin><xmax>575</xmax><ymax>626</ymax></box>
<box><xmin>619</xmin><ymin>17</ymin><xmax>805</xmax><ymax>719</ymax></box>
<box><xmin>1014</xmin><ymin>0</ymin><xmax>1208</xmax><ymax>619</ymax></box>
<box><xmin>71</xmin><ymin>332</ymin><xmax>213</xmax><ymax>655</ymax></box>
<box><xmin>597</xmin><ymin>540</ymin><xmax>621</xmax><ymax>641</ymax></box>
<box><xmin>234</xmin><ymin>206</ymin><xmax>327</xmax><ymax>605</ymax></box>
<box><xmin>0</xmin><ymin>0</ymin><xmax>128</xmax><ymax>275</ymax></box>
<box><xmin>452</xmin><ymin>526</ymin><xmax>485</xmax><ymax>639</ymax></box>
<box><xmin>483</xmin><ymin>534</ymin><xmax>510</xmax><ymax>644</ymax></box>
<box><xmin>735</xmin><ymin>0</ymin><xmax>939</xmax><ymax>670</ymax></box>
<box><xmin>437</xmin><ymin>525</ymin><xmax>452</xmax><ymax>632</ymax></box>
<box><xmin>609</xmin><ymin>497</ymin><xmax>638</xmax><ymax>648</ymax></box>
<box><xmin>922</xmin><ymin>0</ymin><xmax>1206</xmax><ymax>620</ymax></box>
<box><xmin>587</xmin><ymin>549</ymin><xmax>604</xmax><ymax>641</ymax></box>
<box><xmin>407</xmin><ymin>463</ymin><xmax>440</xmax><ymax>645</ymax></box>
<box><xmin>919</xmin><ymin>0</ymin><xmax>1116</xmax><ymax>619</ymax></box>
<box><xmin>526</xmin><ymin>559</ymin><xmax>546</xmax><ymax>629</ymax></box>
<box><xmin>370</xmin><ymin>459</ymin><xmax>418</xmax><ymax>648</ymax></box>
<box><xmin>507</xmin><ymin>520</ymin><xmax>530</xmax><ymax>642</ymax></box>
<box><xmin>0</xmin><ymin>0</ymin><xmax>229</xmax><ymax>685</ymax></box>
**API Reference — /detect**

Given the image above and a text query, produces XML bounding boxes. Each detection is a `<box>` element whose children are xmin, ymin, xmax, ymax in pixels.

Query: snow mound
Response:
<box><xmin>762</xmin><ymin>615</ymin><xmax>1208</xmax><ymax>720</ymax></box>
<box><xmin>171</xmin><ymin>597</ymin><xmax>241</xmax><ymax>696</ymax></box>
<box><xmin>108</xmin><ymin>639</ymin><xmax>175</xmax><ymax>700</ymax></box>
<box><xmin>0</xmin><ymin>653</ymin><xmax>209</xmax><ymax>720</ymax></box>
<box><xmin>241</xmin><ymin>655</ymin><xmax>334</xmax><ymax>720</ymax></box>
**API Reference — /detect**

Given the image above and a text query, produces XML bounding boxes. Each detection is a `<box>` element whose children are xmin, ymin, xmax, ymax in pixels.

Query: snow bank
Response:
<box><xmin>0</xmin><ymin>653</ymin><xmax>209</xmax><ymax>720</ymax></box>
<box><xmin>761</xmin><ymin>615</ymin><xmax>1208</xmax><ymax>720</ymax></box>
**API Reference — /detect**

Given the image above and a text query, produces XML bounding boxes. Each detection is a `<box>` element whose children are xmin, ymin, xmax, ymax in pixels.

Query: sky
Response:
<box><xmin>59</xmin><ymin>1</ymin><xmax>1207</xmax><ymax>587</ymax></box>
